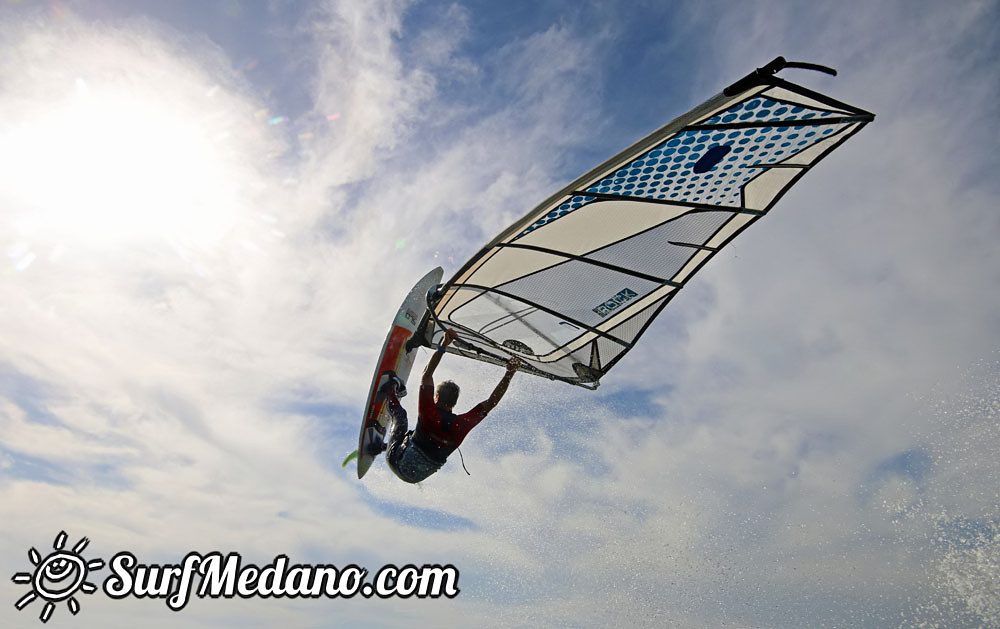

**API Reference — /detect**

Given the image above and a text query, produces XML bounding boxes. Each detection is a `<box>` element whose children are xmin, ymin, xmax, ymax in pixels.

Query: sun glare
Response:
<box><xmin>1</xmin><ymin>78</ymin><xmax>239</xmax><ymax>248</ymax></box>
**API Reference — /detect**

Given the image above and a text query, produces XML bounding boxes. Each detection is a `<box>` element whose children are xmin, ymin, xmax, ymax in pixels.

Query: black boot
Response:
<box><xmin>364</xmin><ymin>437</ymin><xmax>387</xmax><ymax>457</ymax></box>
<box><xmin>362</xmin><ymin>426</ymin><xmax>386</xmax><ymax>457</ymax></box>
<box><xmin>374</xmin><ymin>370</ymin><xmax>407</xmax><ymax>402</ymax></box>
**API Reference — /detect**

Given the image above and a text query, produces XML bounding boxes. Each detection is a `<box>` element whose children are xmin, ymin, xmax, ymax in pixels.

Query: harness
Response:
<box><xmin>409</xmin><ymin>405</ymin><xmax>472</xmax><ymax>476</ymax></box>
<box><xmin>430</xmin><ymin>408</ymin><xmax>459</xmax><ymax>446</ymax></box>
<box><xmin>412</xmin><ymin>406</ymin><xmax>459</xmax><ymax>463</ymax></box>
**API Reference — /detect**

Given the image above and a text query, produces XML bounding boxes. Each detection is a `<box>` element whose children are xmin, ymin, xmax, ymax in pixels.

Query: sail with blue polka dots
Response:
<box><xmin>425</xmin><ymin>62</ymin><xmax>874</xmax><ymax>389</ymax></box>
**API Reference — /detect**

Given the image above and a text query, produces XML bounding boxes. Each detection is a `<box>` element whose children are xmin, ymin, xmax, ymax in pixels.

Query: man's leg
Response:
<box><xmin>382</xmin><ymin>383</ymin><xmax>410</xmax><ymax>468</ymax></box>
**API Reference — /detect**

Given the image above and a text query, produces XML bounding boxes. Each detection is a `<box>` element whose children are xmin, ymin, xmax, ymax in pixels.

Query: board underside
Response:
<box><xmin>357</xmin><ymin>266</ymin><xmax>443</xmax><ymax>478</ymax></box>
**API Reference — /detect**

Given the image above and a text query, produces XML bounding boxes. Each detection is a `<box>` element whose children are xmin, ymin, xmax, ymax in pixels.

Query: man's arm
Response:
<box><xmin>482</xmin><ymin>357</ymin><xmax>520</xmax><ymax>413</ymax></box>
<box><xmin>422</xmin><ymin>328</ymin><xmax>457</xmax><ymax>388</ymax></box>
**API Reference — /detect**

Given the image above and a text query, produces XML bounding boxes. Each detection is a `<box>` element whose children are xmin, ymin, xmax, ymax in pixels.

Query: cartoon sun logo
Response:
<box><xmin>11</xmin><ymin>531</ymin><xmax>105</xmax><ymax>623</ymax></box>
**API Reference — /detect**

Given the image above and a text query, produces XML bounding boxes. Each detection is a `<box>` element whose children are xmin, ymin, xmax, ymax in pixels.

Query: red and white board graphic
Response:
<box><xmin>356</xmin><ymin>267</ymin><xmax>442</xmax><ymax>478</ymax></box>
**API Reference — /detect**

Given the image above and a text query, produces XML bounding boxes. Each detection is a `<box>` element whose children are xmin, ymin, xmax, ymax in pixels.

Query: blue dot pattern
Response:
<box><xmin>516</xmin><ymin>195</ymin><xmax>595</xmax><ymax>238</ymax></box>
<box><xmin>514</xmin><ymin>97</ymin><xmax>845</xmax><ymax>240</ymax></box>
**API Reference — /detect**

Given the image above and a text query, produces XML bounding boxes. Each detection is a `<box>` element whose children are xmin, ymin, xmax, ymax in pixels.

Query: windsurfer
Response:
<box><xmin>375</xmin><ymin>328</ymin><xmax>519</xmax><ymax>483</ymax></box>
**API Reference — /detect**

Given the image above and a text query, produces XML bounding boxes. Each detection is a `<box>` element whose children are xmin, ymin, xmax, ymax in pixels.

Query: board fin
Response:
<box><xmin>342</xmin><ymin>450</ymin><xmax>358</xmax><ymax>468</ymax></box>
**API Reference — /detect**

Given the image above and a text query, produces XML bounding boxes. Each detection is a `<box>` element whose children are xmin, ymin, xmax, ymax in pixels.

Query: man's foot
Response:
<box><xmin>374</xmin><ymin>370</ymin><xmax>406</xmax><ymax>402</ymax></box>
<box><xmin>364</xmin><ymin>428</ymin><xmax>386</xmax><ymax>457</ymax></box>
<box><xmin>364</xmin><ymin>438</ymin><xmax>386</xmax><ymax>457</ymax></box>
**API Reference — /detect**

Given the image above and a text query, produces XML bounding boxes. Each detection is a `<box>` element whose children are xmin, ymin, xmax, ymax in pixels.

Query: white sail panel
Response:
<box><xmin>516</xmin><ymin>199</ymin><xmax>689</xmax><ymax>255</ymax></box>
<box><xmin>427</xmin><ymin>61</ymin><xmax>874</xmax><ymax>388</ymax></box>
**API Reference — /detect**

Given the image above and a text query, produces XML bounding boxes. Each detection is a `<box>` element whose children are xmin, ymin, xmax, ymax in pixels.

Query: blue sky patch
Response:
<box><xmin>0</xmin><ymin>447</ymin><xmax>71</xmax><ymax>486</ymax></box>
<box><xmin>0</xmin><ymin>362</ymin><xmax>64</xmax><ymax>426</ymax></box>
<box><xmin>363</xmin><ymin>493</ymin><xmax>478</xmax><ymax>533</ymax></box>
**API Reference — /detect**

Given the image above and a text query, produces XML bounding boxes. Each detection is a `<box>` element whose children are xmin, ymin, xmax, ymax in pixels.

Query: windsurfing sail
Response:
<box><xmin>422</xmin><ymin>57</ymin><xmax>874</xmax><ymax>389</ymax></box>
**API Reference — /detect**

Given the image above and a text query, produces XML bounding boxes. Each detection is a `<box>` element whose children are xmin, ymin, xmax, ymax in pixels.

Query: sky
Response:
<box><xmin>1</xmin><ymin>0</ymin><xmax>998</xmax><ymax>627</ymax></box>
